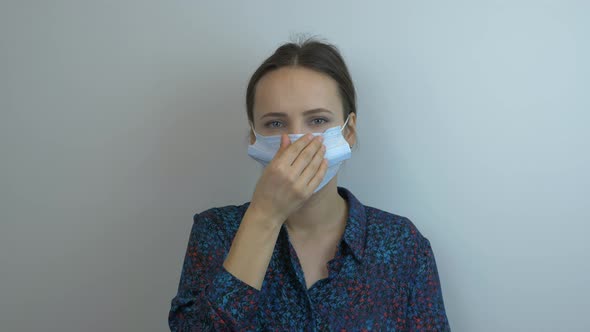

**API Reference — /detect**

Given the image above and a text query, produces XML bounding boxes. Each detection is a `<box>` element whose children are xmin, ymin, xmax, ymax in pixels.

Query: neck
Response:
<box><xmin>284</xmin><ymin>178</ymin><xmax>348</xmax><ymax>237</ymax></box>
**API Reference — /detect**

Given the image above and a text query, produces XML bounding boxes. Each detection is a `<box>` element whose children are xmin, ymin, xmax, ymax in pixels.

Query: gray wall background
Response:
<box><xmin>1</xmin><ymin>1</ymin><xmax>588</xmax><ymax>331</ymax></box>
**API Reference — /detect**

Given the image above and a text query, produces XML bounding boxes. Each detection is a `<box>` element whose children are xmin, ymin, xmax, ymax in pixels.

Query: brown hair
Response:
<box><xmin>246</xmin><ymin>35</ymin><xmax>357</xmax><ymax>132</ymax></box>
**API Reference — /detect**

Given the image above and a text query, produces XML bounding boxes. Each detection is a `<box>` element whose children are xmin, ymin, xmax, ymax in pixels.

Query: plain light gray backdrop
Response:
<box><xmin>1</xmin><ymin>1</ymin><xmax>588</xmax><ymax>331</ymax></box>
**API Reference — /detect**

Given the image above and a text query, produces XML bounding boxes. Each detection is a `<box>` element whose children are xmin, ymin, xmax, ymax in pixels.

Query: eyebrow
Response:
<box><xmin>260</xmin><ymin>108</ymin><xmax>333</xmax><ymax>120</ymax></box>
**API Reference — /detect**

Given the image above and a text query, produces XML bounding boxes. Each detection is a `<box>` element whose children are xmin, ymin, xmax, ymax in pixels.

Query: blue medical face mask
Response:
<box><xmin>247</xmin><ymin>113</ymin><xmax>352</xmax><ymax>193</ymax></box>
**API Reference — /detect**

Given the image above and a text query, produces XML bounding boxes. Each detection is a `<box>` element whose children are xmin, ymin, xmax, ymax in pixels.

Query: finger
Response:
<box><xmin>273</xmin><ymin>134</ymin><xmax>290</xmax><ymax>159</ymax></box>
<box><xmin>306</xmin><ymin>156</ymin><xmax>328</xmax><ymax>191</ymax></box>
<box><xmin>283</xmin><ymin>133</ymin><xmax>291</xmax><ymax>147</ymax></box>
<box><xmin>279</xmin><ymin>133</ymin><xmax>290</xmax><ymax>150</ymax></box>
<box><xmin>275</xmin><ymin>133</ymin><xmax>315</xmax><ymax>166</ymax></box>
<box><xmin>297</xmin><ymin>141</ymin><xmax>326</xmax><ymax>187</ymax></box>
<box><xmin>291</xmin><ymin>135</ymin><xmax>324</xmax><ymax>176</ymax></box>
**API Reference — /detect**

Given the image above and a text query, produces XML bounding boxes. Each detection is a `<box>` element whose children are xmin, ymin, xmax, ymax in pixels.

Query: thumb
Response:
<box><xmin>275</xmin><ymin>134</ymin><xmax>290</xmax><ymax>158</ymax></box>
<box><xmin>280</xmin><ymin>133</ymin><xmax>290</xmax><ymax>149</ymax></box>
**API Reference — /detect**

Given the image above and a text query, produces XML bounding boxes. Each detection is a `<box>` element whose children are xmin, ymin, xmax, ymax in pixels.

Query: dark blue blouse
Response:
<box><xmin>169</xmin><ymin>186</ymin><xmax>451</xmax><ymax>331</ymax></box>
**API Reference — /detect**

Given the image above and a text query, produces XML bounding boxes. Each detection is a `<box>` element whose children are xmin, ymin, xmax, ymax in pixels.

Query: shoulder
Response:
<box><xmin>191</xmin><ymin>201</ymin><xmax>251</xmax><ymax>245</ymax></box>
<box><xmin>363</xmin><ymin>205</ymin><xmax>432</xmax><ymax>271</ymax></box>
<box><xmin>364</xmin><ymin>204</ymin><xmax>429</xmax><ymax>246</ymax></box>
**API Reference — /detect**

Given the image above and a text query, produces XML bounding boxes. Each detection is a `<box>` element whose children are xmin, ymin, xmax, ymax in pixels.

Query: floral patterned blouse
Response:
<box><xmin>169</xmin><ymin>186</ymin><xmax>451</xmax><ymax>331</ymax></box>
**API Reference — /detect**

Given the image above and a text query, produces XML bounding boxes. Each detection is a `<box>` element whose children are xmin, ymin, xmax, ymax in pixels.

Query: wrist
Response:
<box><xmin>245</xmin><ymin>204</ymin><xmax>284</xmax><ymax>231</ymax></box>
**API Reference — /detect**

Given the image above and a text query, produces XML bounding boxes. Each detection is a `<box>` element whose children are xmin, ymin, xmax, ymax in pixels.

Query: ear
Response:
<box><xmin>343</xmin><ymin>112</ymin><xmax>357</xmax><ymax>148</ymax></box>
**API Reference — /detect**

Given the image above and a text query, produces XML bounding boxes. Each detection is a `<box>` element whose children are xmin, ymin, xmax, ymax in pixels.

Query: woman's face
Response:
<box><xmin>250</xmin><ymin>66</ymin><xmax>356</xmax><ymax>146</ymax></box>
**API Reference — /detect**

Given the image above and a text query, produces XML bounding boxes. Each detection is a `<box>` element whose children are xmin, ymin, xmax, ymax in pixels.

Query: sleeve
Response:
<box><xmin>406</xmin><ymin>236</ymin><xmax>451</xmax><ymax>331</ymax></box>
<box><xmin>168</xmin><ymin>209</ymin><xmax>263</xmax><ymax>332</ymax></box>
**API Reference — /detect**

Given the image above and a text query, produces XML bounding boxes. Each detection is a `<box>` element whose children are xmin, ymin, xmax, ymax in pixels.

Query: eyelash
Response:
<box><xmin>265</xmin><ymin>118</ymin><xmax>329</xmax><ymax>128</ymax></box>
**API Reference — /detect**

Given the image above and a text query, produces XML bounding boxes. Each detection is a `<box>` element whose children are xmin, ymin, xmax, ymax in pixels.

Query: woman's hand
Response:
<box><xmin>249</xmin><ymin>133</ymin><xmax>327</xmax><ymax>227</ymax></box>
<box><xmin>222</xmin><ymin>133</ymin><xmax>326</xmax><ymax>291</ymax></box>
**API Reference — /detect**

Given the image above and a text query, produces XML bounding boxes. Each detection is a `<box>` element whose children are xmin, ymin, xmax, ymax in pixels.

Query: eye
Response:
<box><xmin>264</xmin><ymin>120</ymin><xmax>283</xmax><ymax>128</ymax></box>
<box><xmin>312</xmin><ymin>118</ymin><xmax>329</xmax><ymax>125</ymax></box>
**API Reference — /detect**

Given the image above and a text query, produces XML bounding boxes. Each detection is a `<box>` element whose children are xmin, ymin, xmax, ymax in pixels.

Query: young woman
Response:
<box><xmin>169</xmin><ymin>37</ymin><xmax>451</xmax><ymax>331</ymax></box>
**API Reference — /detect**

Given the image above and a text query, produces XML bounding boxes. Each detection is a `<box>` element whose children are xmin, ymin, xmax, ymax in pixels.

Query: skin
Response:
<box><xmin>248</xmin><ymin>66</ymin><xmax>358</xmax><ymax>288</ymax></box>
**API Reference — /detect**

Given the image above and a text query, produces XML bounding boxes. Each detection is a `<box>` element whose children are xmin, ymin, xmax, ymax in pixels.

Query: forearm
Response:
<box><xmin>222</xmin><ymin>206</ymin><xmax>283</xmax><ymax>290</ymax></box>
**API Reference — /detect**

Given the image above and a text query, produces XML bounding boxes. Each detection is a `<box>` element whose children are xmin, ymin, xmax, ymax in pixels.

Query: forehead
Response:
<box><xmin>253</xmin><ymin>66</ymin><xmax>341</xmax><ymax>118</ymax></box>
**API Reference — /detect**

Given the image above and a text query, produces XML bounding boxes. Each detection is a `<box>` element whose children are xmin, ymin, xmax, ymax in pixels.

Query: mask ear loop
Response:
<box><xmin>249</xmin><ymin>121</ymin><xmax>260</xmax><ymax>146</ymax></box>
<box><xmin>341</xmin><ymin>113</ymin><xmax>352</xmax><ymax>148</ymax></box>
<box><xmin>249</xmin><ymin>121</ymin><xmax>259</xmax><ymax>137</ymax></box>
<box><xmin>341</xmin><ymin>113</ymin><xmax>351</xmax><ymax>132</ymax></box>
